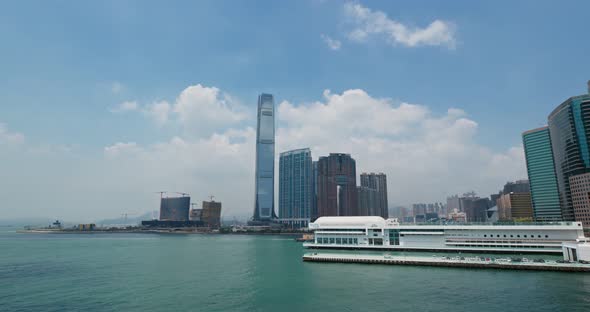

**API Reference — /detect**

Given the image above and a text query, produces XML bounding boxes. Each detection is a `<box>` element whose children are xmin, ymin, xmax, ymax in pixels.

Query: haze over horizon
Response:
<box><xmin>1</xmin><ymin>0</ymin><xmax>589</xmax><ymax>222</ymax></box>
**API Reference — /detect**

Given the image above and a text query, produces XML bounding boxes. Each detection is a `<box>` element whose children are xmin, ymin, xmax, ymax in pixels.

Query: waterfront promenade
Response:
<box><xmin>303</xmin><ymin>252</ymin><xmax>590</xmax><ymax>272</ymax></box>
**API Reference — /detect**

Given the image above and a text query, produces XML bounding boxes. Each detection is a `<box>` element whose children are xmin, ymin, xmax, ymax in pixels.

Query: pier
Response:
<box><xmin>302</xmin><ymin>253</ymin><xmax>590</xmax><ymax>272</ymax></box>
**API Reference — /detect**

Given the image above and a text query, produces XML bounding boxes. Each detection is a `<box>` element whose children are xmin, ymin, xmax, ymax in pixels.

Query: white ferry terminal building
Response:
<box><xmin>305</xmin><ymin>216</ymin><xmax>586</xmax><ymax>254</ymax></box>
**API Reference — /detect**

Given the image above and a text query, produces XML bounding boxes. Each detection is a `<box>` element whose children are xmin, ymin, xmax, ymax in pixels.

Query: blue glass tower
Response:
<box><xmin>522</xmin><ymin>127</ymin><xmax>562</xmax><ymax>221</ymax></box>
<box><xmin>253</xmin><ymin>94</ymin><xmax>277</xmax><ymax>221</ymax></box>
<box><xmin>279</xmin><ymin>148</ymin><xmax>313</xmax><ymax>228</ymax></box>
<box><xmin>547</xmin><ymin>92</ymin><xmax>590</xmax><ymax>221</ymax></box>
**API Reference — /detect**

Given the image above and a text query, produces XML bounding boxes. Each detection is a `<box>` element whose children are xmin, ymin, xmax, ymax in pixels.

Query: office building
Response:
<box><xmin>279</xmin><ymin>148</ymin><xmax>313</xmax><ymax>228</ymax></box>
<box><xmin>569</xmin><ymin>173</ymin><xmax>590</xmax><ymax>228</ymax></box>
<box><xmin>547</xmin><ymin>88</ymin><xmax>590</xmax><ymax>221</ymax></box>
<box><xmin>360</xmin><ymin>173</ymin><xmax>389</xmax><ymax>218</ymax></box>
<box><xmin>497</xmin><ymin>193</ymin><xmax>534</xmax><ymax>221</ymax></box>
<box><xmin>160</xmin><ymin>196</ymin><xmax>190</xmax><ymax>221</ymax></box>
<box><xmin>317</xmin><ymin>153</ymin><xmax>358</xmax><ymax>217</ymax></box>
<box><xmin>202</xmin><ymin>200</ymin><xmax>222</xmax><ymax>228</ymax></box>
<box><xmin>522</xmin><ymin>126</ymin><xmax>562</xmax><ymax>221</ymax></box>
<box><xmin>252</xmin><ymin>93</ymin><xmax>276</xmax><ymax>222</ymax></box>
<box><xmin>503</xmin><ymin>180</ymin><xmax>530</xmax><ymax>194</ymax></box>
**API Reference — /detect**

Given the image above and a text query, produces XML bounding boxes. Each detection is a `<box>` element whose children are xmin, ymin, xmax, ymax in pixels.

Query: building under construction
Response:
<box><xmin>142</xmin><ymin>193</ymin><xmax>221</xmax><ymax>228</ymax></box>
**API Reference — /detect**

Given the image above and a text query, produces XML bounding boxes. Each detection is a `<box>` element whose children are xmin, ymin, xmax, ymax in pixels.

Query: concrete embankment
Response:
<box><xmin>303</xmin><ymin>253</ymin><xmax>590</xmax><ymax>272</ymax></box>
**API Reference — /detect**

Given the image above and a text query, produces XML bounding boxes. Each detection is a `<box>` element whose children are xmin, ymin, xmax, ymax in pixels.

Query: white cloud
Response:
<box><xmin>144</xmin><ymin>101</ymin><xmax>171</xmax><ymax>126</ymax></box>
<box><xmin>321</xmin><ymin>34</ymin><xmax>342</xmax><ymax>50</ymax></box>
<box><xmin>111</xmin><ymin>81</ymin><xmax>124</xmax><ymax>94</ymax></box>
<box><xmin>172</xmin><ymin>84</ymin><xmax>247</xmax><ymax>134</ymax></box>
<box><xmin>109</xmin><ymin>101</ymin><xmax>139</xmax><ymax>113</ymax></box>
<box><xmin>104</xmin><ymin>142</ymin><xmax>141</xmax><ymax>158</ymax></box>
<box><xmin>0</xmin><ymin>86</ymin><xmax>526</xmax><ymax>222</ymax></box>
<box><xmin>344</xmin><ymin>2</ymin><xmax>457</xmax><ymax>49</ymax></box>
<box><xmin>276</xmin><ymin>89</ymin><xmax>525</xmax><ymax>204</ymax></box>
<box><xmin>119</xmin><ymin>84</ymin><xmax>247</xmax><ymax>135</ymax></box>
<box><xmin>0</xmin><ymin>123</ymin><xmax>25</xmax><ymax>144</ymax></box>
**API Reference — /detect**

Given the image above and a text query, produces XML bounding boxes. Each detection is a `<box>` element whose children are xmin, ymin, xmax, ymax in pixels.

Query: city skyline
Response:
<box><xmin>2</xmin><ymin>1</ymin><xmax>590</xmax><ymax>221</ymax></box>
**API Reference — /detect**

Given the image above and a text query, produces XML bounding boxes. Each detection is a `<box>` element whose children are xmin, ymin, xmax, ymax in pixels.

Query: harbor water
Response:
<box><xmin>1</xmin><ymin>227</ymin><xmax>590</xmax><ymax>312</ymax></box>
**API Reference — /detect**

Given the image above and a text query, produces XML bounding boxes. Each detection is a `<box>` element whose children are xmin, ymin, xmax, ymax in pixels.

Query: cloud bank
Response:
<box><xmin>1</xmin><ymin>85</ymin><xmax>525</xmax><ymax>221</ymax></box>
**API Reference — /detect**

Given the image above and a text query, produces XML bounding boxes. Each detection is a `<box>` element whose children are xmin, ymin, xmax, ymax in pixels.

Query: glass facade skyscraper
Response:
<box><xmin>279</xmin><ymin>148</ymin><xmax>313</xmax><ymax>228</ymax></box>
<box><xmin>547</xmin><ymin>94</ymin><xmax>590</xmax><ymax>221</ymax></box>
<box><xmin>522</xmin><ymin>126</ymin><xmax>562</xmax><ymax>221</ymax></box>
<box><xmin>253</xmin><ymin>94</ymin><xmax>276</xmax><ymax>221</ymax></box>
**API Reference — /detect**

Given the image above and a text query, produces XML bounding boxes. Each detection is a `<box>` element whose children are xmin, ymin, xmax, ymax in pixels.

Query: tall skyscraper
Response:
<box><xmin>547</xmin><ymin>90</ymin><xmax>590</xmax><ymax>221</ymax></box>
<box><xmin>522</xmin><ymin>126</ymin><xmax>562</xmax><ymax>221</ymax></box>
<box><xmin>252</xmin><ymin>93</ymin><xmax>276</xmax><ymax>222</ymax></box>
<box><xmin>311</xmin><ymin>160</ymin><xmax>318</xmax><ymax>220</ymax></box>
<box><xmin>279</xmin><ymin>148</ymin><xmax>313</xmax><ymax>228</ymax></box>
<box><xmin>317</xmin><ymin>153</ymin><xmax>358</xmax><ymax>217</ymax></box>
<box><xmin>360</xmin><ymin>173</ymin><xmax>389</xmax><ymax>218</ymax></box>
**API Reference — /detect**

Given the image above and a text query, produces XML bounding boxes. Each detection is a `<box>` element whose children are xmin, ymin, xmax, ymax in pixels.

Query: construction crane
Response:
<box><xmin>209</xmin><ymin>195</ymin><xmax>215</xmax><ymax>202</ymax></box>
<box><xmin>155</xmin><ymin>191</ymin><xmax>167</xmax><ymax>199</ymax></box>
<box><xmin>175</xmin><ymin>192</ymin><xmax>190</xmax><ymax>197</ymax></box>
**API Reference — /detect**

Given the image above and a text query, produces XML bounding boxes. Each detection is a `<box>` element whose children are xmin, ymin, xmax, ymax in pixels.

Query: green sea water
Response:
<box><xmin>1</xmin><ymin>227</ymin><xmax>590</xmax><ymax>312</ymax></box>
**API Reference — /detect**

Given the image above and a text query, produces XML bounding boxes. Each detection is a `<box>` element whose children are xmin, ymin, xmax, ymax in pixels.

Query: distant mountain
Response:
<box><xmin>96</xmin><ymin>211</ymin><xmax>156</xmax><ymax>226</ymax></box>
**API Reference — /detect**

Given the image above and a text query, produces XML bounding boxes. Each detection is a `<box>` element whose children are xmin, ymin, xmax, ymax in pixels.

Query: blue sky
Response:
<box><xmin>1</xmin><ymin>0</ymin><xmax>589</xmax><ymax>221</ymax></box>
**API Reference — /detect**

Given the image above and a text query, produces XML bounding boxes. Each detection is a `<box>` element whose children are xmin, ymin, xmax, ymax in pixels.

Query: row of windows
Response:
<box><xmin>317</xmin><ymin>237</ymin><xmax>359</xmax><ymax>245</ymax></box>
<box><xmin>452</xmin><ymin>244</ymin><xmax>546</xmax><ymax>249</ymax></box>
<box><xmin>482</xmin><ymin>234</ymin><xmax>549</xmax><ymax>238</ymax></box>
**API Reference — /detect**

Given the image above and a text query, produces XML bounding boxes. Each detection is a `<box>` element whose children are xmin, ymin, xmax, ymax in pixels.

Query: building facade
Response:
<box><xmin>357</xmin><ymin>186</ymin><xmax>378</xmax><ymax>216</ymax></box>
<box><xmin>202</xmin><ymin>200</ymin><xmax>222</xmax><ymax>228</ymax></box>
<box><xmin>497</xmin><ymin>193</ymin><xmax>534</xmax><ymax>221</ymax></box>
<box><xmin>317</xmin><ymin>153</ymin><xmax>358</xmax><ymax>217</ymax></box>
<box><xmin>568</xmin><ymin>173</ymin><xmax>590</xmax><ymax>228</ymax></box>
<box><xmin>547</xmin><ymin>92</ymin><xmax>590</xmax><ymax>221</ymax></box>
<box><xmin>160</xmin><ymin>196</ymin><xmax>190</xmax><ymax>221</ymax></box>
<box><xmin>279</xmin><ymin>148</ymin><xmax>313</xmax><ymax>228</ymax></box>
<box><xmin>252</xmin><ymin>93</ymin><xmax>276</xmax><ymax>222</ymax></box>
<box><xmin>306</xmin><ymin>216</ymin><xmax>585</xmax><ymax>254</ymax></box>
<box><xmin>311</xmin><ymin>161</ymin><xmax>318</xmax><ymax>220</ymax></box>
<box><xmin>360</xmin><ymin>173</ymin><xmax>389</xmax><ymax>218</ymax></box>
<box><xmin>523</xmin><ymin>126</ymin><xmax>563</xmax><ymax>221</ymax></box>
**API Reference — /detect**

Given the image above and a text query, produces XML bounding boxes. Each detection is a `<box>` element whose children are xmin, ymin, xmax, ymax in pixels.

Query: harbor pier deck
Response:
<box><xmin>302</xmin><ymin>253</ymin><xmax>590</xmax><ymax>272</ymax></box>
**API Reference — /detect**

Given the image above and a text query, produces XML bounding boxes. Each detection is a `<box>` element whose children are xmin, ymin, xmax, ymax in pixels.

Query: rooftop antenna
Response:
<box><xmin>209</xmin><ymin>195</ymin><xmax>215</xmax><ymax>202</ymax></box>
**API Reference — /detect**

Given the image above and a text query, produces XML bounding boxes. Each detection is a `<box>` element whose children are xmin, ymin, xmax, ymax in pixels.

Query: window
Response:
<box><xmin>503</xmin><ymin>235</ymin><xmax>507</xmax><ymax>238</ymax></box>
<box><xmin>484</xmin><ymin>235</ymin><xmax>487</xmax><ymax>237</ymax></box>
<box><xmin>336</xmin><ymin>238</ymin><xmax>342</xmax><ymax>244</ymax></box>
<box><xmin>545</xmin><ymin>235</ymin><xmax>549</xmax><ymax>238</ymax></box>
<box><xmin>517</xmin><ymin>235</ymin><xmax>520</xmax><ymax>238</ymax></box>
<box><xmin>510</xmin><ymin>235</ymin><xmax>513</xmax><ymax>238</ymax></box>
<box><xmin>524</xmin><ymin>235</ymin><xmax>527</xmax><ymax>238</ymax></box>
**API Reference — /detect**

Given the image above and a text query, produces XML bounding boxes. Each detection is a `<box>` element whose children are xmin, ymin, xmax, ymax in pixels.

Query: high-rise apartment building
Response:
<box><xmin>278</xmin><ymin>148</ymin><xmax>313</xmax><ymax>228</ymax></box>
<box><xmin>317</xmin><ymin>153</ymin><xmax>358</xmax><ymax>217</ymax></box>
<box><xmin>252</xmin><ymin>94</ymin><xmax>276</xmax><ymax>222</ymax></box>
<box><xmin>357</xmin><ymin>186</ymin><xmax>378</xmax><ymax>216</ymax></box>
<box><xmin>160</xmin><ymin>196</ymin><xmax>190</xmax><ymax>221</ymax></box>
<box><xmin>311</xmin><ymin>161</ymin><xmax>318</xmax><ymax>220</ymax></box>
<box><xmin>360</xmin><ymin>173</ymin><xmax>388</xmax><ymax>218</ymax></box>
<box><xmin>522</xmin><ymin>126</ymin><xmax>562</xmax><ymax>221</ymax></box>
<box><xmin>547</xmin><ymin>90</ymin><xmax>590</xmax><ymax>221</ymax></box>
